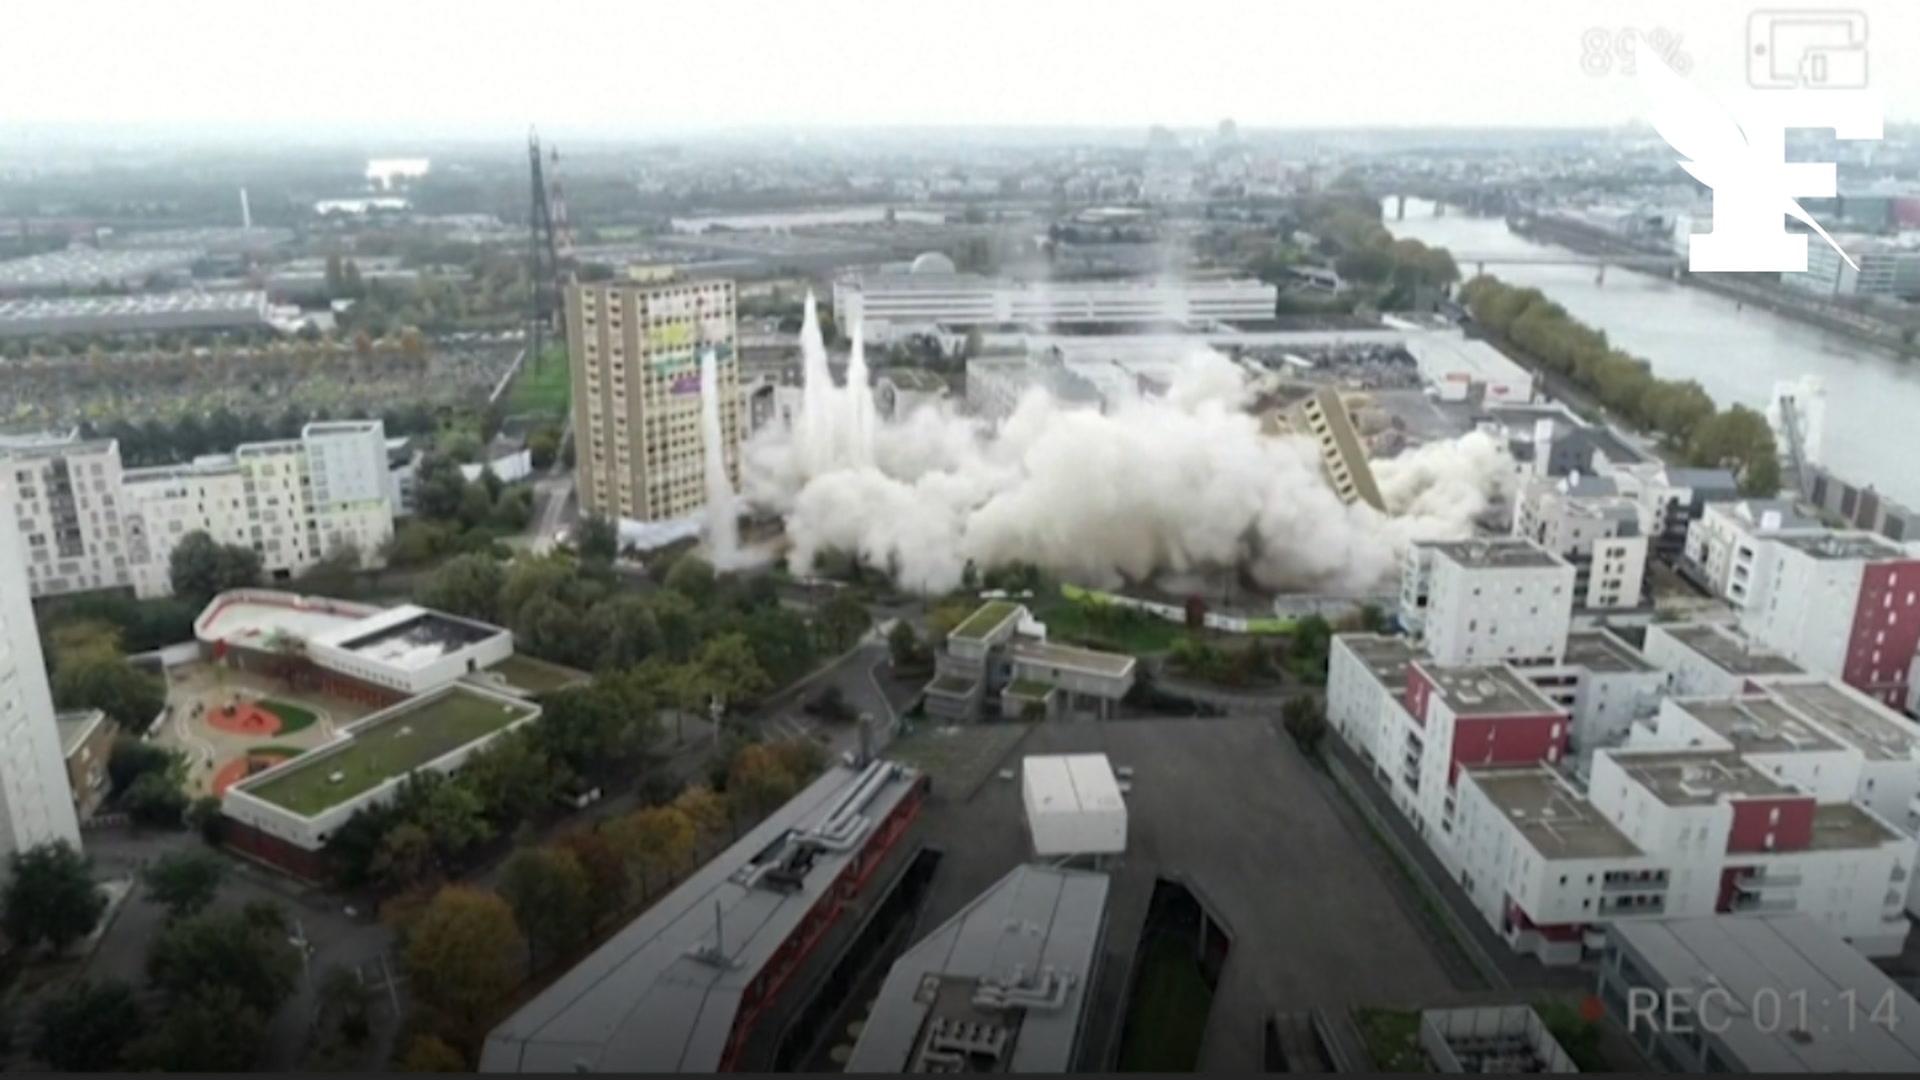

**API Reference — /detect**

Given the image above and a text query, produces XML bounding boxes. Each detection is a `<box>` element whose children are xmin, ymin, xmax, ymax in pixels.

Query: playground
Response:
<box><xmin>160</xmin><ymin>661</ymin><xmax>379</xmax><ymax>797</ymax></box>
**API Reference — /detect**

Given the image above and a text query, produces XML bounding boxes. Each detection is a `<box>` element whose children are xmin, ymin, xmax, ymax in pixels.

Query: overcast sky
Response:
<box><xmin>5</xmin><ymin>0</ymin><xmax>1917</xmax><ymax>139</ymax></box>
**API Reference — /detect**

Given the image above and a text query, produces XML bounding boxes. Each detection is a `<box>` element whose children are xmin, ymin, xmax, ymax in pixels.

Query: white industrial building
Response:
<box><xmin>832</xmin><ymin>263</ymin><xmax>1276</xmax><ymax>342</ymax></box>
<box><xmin>0</xmin><ymin>512</ymin><xmax>83</xmax><ymax>866</ymax></box>
<box><xmin>2</xmin><ymin>423</ymin><xmax>399</xmax><ymax>601</ymax></box>
<box><xmin>1398</xmin><ymin>332</ymin><xmax>1533</xmax><ymax>404</ymax></box>
<box><xmin>0</xmin><ymin>291</ymin><xmax>274</xmax><ymax>338</ymax></box>
<box><xmin>924</xmin><ymin>601</ymin><xmax>1136</xmax><ymax>722</ymax></box>
<box><xmin>1511</xmin><ymin>474</ymin><xmax>1649</xmax><ymax>612</ymax></box>
<box><xmin>1022</xmin><ymin>754</ymin><xmax>1127</xmax><ymax>857</ymax></box>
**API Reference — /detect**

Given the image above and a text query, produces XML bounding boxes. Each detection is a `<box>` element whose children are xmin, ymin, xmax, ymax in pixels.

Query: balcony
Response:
<box><xmin>1602</xmin><ymin>871</ymin><xmax>1669</xmax><ymax>893</ymax></box>
<box><xmin>1727</xmin><ymin>894</ymin><xmax>1795</xmax><ymax>915</ymax></box>
<box><xmin>1738</xmin><ymin>871</ymin><xmax>1802</xmax><ymax>891</ymax></box>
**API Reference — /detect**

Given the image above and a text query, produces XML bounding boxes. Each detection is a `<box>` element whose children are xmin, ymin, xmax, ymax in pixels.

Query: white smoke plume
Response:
<box><xmin>744</xmin><ymin>322</ymin><xmax>1510</xmax><ymax>596</ymax></box>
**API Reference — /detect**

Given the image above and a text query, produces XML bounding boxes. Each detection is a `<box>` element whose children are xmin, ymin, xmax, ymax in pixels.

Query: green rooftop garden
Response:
<box><xmin>951</xmin><ymin>600</ymin><xmax>1019</xmax><ymax>640</ymax></box>
<box><xmin>486</xmin><ymin>653</ymin><xmax>590</xmax><ymax>694</ymax></box>
<box><xmin>1005</xmin><ymin>678</ymin><xmax>1055</xmax><ymax>699</ymax></box>
<box><xmin>242</xmin><ymin>688</ymin><xmax>535</xmax><ymax>816</ymax></box>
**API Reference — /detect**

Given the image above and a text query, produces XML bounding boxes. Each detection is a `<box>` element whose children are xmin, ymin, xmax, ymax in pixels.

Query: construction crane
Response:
<box><xmin>526</xmin><ymin>128</ymin><xmax>573</xmax><ymax>370</ymax></box>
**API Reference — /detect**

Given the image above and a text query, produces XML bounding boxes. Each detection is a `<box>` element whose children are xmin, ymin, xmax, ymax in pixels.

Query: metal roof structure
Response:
<box><xmin>1610</xmin><ymin>915</ymin><xmax>1920</xmax><ymax>1071</ymax></box>
<box><xmin>481</xmin><ymin>759</ymin><xmax>923</xmax><ymax>1073</ymax></box>
<box><xmin>845</xmin><ymin>865</ymin><xmax>1109</xmax><ymax>1073</ymax></box>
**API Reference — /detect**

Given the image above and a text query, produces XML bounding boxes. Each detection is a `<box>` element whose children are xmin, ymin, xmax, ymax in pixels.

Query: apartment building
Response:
<box><xmin>1403</xmin><ymin>539</ymin><xmax>1575</xmax><ymax>666</ymax></box>
<box><xmin>1452</xmin><ymin>747</ymin><xmax>1914</xmax><ymax>965</ymax></box>
<box><xmin>3</xmin><ymin>424</ymin><xmax>396</xmax><ymax>601</ymax></box>
<box><xmin>1289</xmin><ymin>387</ymin><xmax>1384</xmax><ymax>510</ymax></box>
<box><xmin>1682</xmin><ymin>498</ymin><xmax>1820</xmax><ymax>604</ymax></box>
<box><xmin>1</xmin><ymin>436</ymin><xmax>135</xmax><ymax>596</ymax></box>
<box><xmin>1641</xmin><ymin>621</ymin><xmax>1806</xmax><ymax>698</ymax></box>
<box><xmin>1737</xmin><ymin>531</ymin><xmax>1920</xmax><ymax>709</ymax></box>
<box><xmin>1511</xmin><ymin>474</ymin><xmax>1649</xmax><ymax>611</ymax></box>
<box><xmin>0</xmin><ymin>510</ymin><xmax>82</xmax><ymax>865</ymax></box>
<box><xmin>565</xmin><ymin>278</ymin><xmax>742</xmax><ymax>522</ymax></box>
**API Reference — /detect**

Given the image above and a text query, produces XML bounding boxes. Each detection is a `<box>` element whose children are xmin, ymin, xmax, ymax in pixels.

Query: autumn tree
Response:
<box><xmin>405</xmin><ymin>887</ymin><xmax>526</xmax><ymax>1039</ymax></box>
<box><xmin>498</xmin><ymin>846</ymin><xmax>594</xmax><ymax>967</ymax></box>
<box><xmin>611</xmin><ymin>805</ymin><xmax>697</xmax><ymax>897</ymax></box>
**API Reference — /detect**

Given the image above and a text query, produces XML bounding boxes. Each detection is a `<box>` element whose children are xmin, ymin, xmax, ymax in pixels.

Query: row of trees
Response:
<box><xmin>393</xmin><ymin>737</ymin><xmax>827</xmax><ymax>1067</ymax></box>
<box><xmin>1461</xmin><ymin>276</ymin><xmax>1782</xmax><ymax>495</ymax></box>
<box><xmin>80</xmin><ymin>402</ymin><xmax>441</xmax><ymax>469</ymax></box>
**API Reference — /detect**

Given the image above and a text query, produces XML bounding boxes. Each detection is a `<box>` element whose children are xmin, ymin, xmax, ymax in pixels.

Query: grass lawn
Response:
<box><xmin>249</xmin><ymin>744</ymin><xmax>308</xmax><ymax>759</ymax></box>
<box><xmin>488</xmin><ymin>653</ymin><xmax>590</xmax><ymax>694</ymax></box>
<box><xmin>1355</xmin><ymin>1007</ymin><xmax>1428</xmax><ymax>1072</ymax></box>
<box><xmin>1035</xmin><ymin>597</ymin><xmax>1182</xmax><ymax>655</ymax></box>
<box><xmin>1117</xmin><ymin>934</ymin><xmax>1213</xmax><ymax>1071</ymax></box>
<box><xmin>260</xmin><ymin>699</ymin><xmax>319</xmax><ymax>735</ymax></box>
<box><xmin>507</xmin><ymin>347</ymin><xmax>571</xmax><ymax>417</ymax></box>
<box><xmin>244</xmin><ymin>689</ymin><xmax>533</xmax><ymax>816</ymax></box>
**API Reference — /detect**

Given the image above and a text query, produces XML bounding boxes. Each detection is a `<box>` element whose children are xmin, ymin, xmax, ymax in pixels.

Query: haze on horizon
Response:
<box><xmin>6</xmin><ymin>0</ymin><xmax>1919</xmax><ymax>143</ymax></box>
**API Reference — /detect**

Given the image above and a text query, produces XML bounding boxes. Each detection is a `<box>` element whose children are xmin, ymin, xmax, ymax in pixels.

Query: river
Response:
<box><xmin>1387</xmin><ymin>199</ymin><xmax>1920</xmax><ymax>509</ymax></box>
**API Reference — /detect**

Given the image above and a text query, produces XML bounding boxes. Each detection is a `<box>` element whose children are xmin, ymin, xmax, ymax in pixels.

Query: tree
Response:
<box><xmin>400</xmin><ymin>1034</ymin><xmax>468</xmax><ymax>1072</ymax></box>
<box><xmin>725</xmin><ymin>743</ymin><xmax>801</xmax><ymax>819</ymax></box>
<box><xmin>821</xmin><ymin>591</ymin><xmax>871</xmax><ymax>649</ymax></box>
<box><xmin>142</xmin><ymin>849</ymin><xmax>227</xmax><ymax>919</ymax></box>
<box><xmin>576</xmin><ymin>514</ymin><xmax>619</xmax><ymax>564</ymax></box>
<box><xmin>610</xmin><ymin>806</ymin><xmax>696</xmax><ymax>895</ymax></box>
<box><xmin>186</xmin><ymin>794</ymin><xmax>225</xmax><ymax>842</ymax></box>
<box><xmin>553</xmin><ymin>828</ymin><xmax>629</xmax><ymax>923</ymax></box>
<box><xmin>167</xmin><ymin>531</ymin><xmax>262</xmax><ymax>601</ymax></box>
<box><xmin>672</xmin><ymin>785</ymin><xmax>733</xmax><ymax>845</ymax></box>
<box><xmin>598</xmin><ymin>593</ymin><xmax>663</xmax><ymax>670</ymax></box>
<box><xmin>108</xmin><ymin>738</ymin><xmax>178</xmax><ymax>793</ymax></box>
<box><xmin>371</xmin><ymin>821</ymin><xmax>437</xmax><ymax>892</ymax></box>
<box><xmin>499</xmin><ymin>846</ymin><xmax>595</xmax><ymax>966</ymax></box>
<box><xmin>405</xmin><ymin>887</ymin><xmax>526</xmax><ymax>1037</ymax></box>
<box><xmin>123</xmin><ymin>769</ymin><xmax>189</xmax><ymax>827</ymax></box>
<box><xmin>461</xmin><ymin>730</ymin><xmax>562</xmax><ymax>826</ymax></box>
<box><xmin>33</xmin><ymin>978</ymin><xmax>143</xmax><ymax>1070</ymax></box>
<box><xmin>1282</xmin><ymin>695</ymin><xmax>1329</xmax><ymax>757</ymax></box>
<box><xmin>417</xmin><ymin>553</ymin><xmax>505</xmax><ymax>623</ymax></box>
<box><xmin>414</xmin><ymin>776</ymin><xmax>494</xmax><ymax>861</ymax></box>
<box><xmin>664</xmin><ymin>553</ymin><xmax>716</xmax><ymax>600</ymax></box>
<box><xmin>887</xmin><ymin>620</ymin><xmax>923</xmax><ymax>671</ymax></box>
<box><xmin>126</xmin><ymin>985</ymin><xmax>266</xmax><ymax>1072</ymax></box>
<box><xmin>145</xmin><ymin>908</ymin><xmax>299</xmax><ymax>1011</ymax></box>
<box><xmin>51</xmin><ymin>652</ymin><xmax>166</xmax><ymax>730</ymax></box>
<box><xmin>687</xmin><ymin>632</ymin><xmax>772</xmax><ymax>711</ymax></box>
<box><xmin>3</xmin><ymin>841</ymin><xmax>105</xmax><ymax>953</ymax></box>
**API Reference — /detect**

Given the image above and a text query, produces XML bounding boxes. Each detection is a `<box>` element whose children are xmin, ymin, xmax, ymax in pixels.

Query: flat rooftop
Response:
<box><xmin>195</xmin><ymin>590</ymin><xmax>380</xmax><ymax>647</ymax></box>
<box><xmin>846</xmin><ymin>865</ymin><xmax>1110</xmax><ymax>1074</ymax></box>
<box><xmin>54</xmin><ymin>709</ymin><xmax>107</xmax><ymax>756</ymax></box>
<box><xmin>1612</xmin><ymin>916</ymin><xmax>1920</xmax><ymax>1071</ymax></box>
<box><xmin>1808</xmin><ymin>803</ymin><xmax>1900</xmax><ymax>850</ymax></box>
<box><xmin>1775</xmin><ymin>531</ymin><xmax>1909</xmax><ymax>561</ymax></box>
<box><xmin>910</xmin><ymin>718</ymin><xmax>1458</xmax><ymax>1073</ymax></box>
<box><xmin>1676</xmin><ymin>698</ymin><xmax>1841</xmax><ymax>755</ymax></box>
<box><xmin>952</xmin><ymin>601</ymin><xmax>1021</xmax><ymax>642</ymax></box>
<box><xmin>481</xmin><ymin>760</ymin><xmax>923</xmax><ymax>1073</ymax></box>
<box><xmin>1010</xmin><ymin>638</ymin><xmax>1136</xmax><ymax>679</ymax></box>
<box><xmin>1465</xmin><ymin>767</ymin><xmax>1641</xmax><ymax>859</ymax></box>
<box><xmin>1425</xmin><ymin>538</ymin><xmax>1564</xmax><ymax>570</ymax></box>
<box><xmin>1768</xmin><ymin>680</ymin><xmax>1920</xmax><ymax>762</ymax></box>
<box><xmin>1419</xmin><ymin>663</ymin><xmax>1564</xmax><ymax>718</ymax></box>
<box><xmin>320</xmin><ymin>607</ymin><xmax>501</xmax><ymax>672</ymax></box>
<box><xmin>1564</xmin><ymin>631</ymin><xmax>1653</xmax><ymax>673</ymax></box>
<box><xmin>1610</xmin><ymin>749</ymin><xmax>1794</xmax><ymax>806</ymax></box>
<box><xmin>1660</xmin><ymin>623</ymin><xmax>1804</xmax><ymax>677</ymax></box>
<box><xmin>239</xmin><ymin>686</ymin><xmax>535</xmax><ymax>816</ymax></box>
<box><xmin>1338</xmin><ymin>634</ymin><xmax>1418</xmax><ymax>692</ymax></box>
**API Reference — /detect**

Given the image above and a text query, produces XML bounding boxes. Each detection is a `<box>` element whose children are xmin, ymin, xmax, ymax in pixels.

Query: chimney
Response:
<box><xmin>856</xmin><ymin>713</ymin><xmax>874</xmax><ymax>767</ymax></box>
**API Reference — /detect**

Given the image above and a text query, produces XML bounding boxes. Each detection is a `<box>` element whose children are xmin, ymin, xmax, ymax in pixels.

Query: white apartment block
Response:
<box><xmin>0</xmin><ymin>511</ymin><xmax>82</xmax><ymax>863</ymax></box>
<box><xmin>832</xmin><ymin>268</ymin><xmax>1276</xmax><ymax>342</ymax></box>
<box><xmin>1530</xmin><ymin>631</ymin><xmax>1666</xmax><ymax>754</ymax></box>
<box><xmin>2</xmin><ymin>423</ymin><xmax>396</xmax><ymax>601</ymax></box>
<box><xmin>1642</xmin><ymin>622</ymin><xmax>1806</xmax><ymax>698</ymax></box>
<box><xmin>1736</xmin><ymin>531</ymin><xmax>1920</xmax><ymax>709</ymax></box>
<box><xmin>1406</xmin><ymin>539</ymin><xmax>1575</xmax><ymax>666</ymax></box>
<box><xmin>1512</xmin><ymin>474</ymin><xmax>1649</xmax><ymax>611</ymax></box>
<box><xmin>1</xmin><ymin>437</ymin><xmax>137</xmax><ymax>596</ymax></box>
<box><xmin>565</xmin><ymin>278</ymin><xmax>742</xmax><ymax>523</ymax></box>
<box><xmin>1682</xmin><ymin>498</ymin><xmax>1818</xmax><ymax>605</ymax></box>
<box><xmin>1453</xmin><ymin>747</ymin><xmax>1914</xmax><ymax>965</ymax></box>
